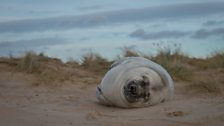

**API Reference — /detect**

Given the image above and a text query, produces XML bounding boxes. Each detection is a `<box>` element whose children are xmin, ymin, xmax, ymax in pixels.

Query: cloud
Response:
<box><xmin>76</xmin><ymin>5</ymin><xmax>103</xmax><ymax>11</ymax></box>
<box><xmin>79</xmin><ymin>37</ymin><xmax>90</xmax><ymax>41</ymax></box>
<box><xmin>129</xmin><ymin>28</ymin><xmax>190</xmax><ymax>40</ymax></box>
<box><xmin>203</xmin><ymin>20</ymin><xmax>224</xmax><ymax>26</ymax></box>
<box><xmin>0</xmin><ymin>1</ymin><xmax>224</xmax><ymax>33</ymax></box>
<box><xmin>129</xmin><ymin>28</ymin><xmax>145</xmax><ymax>37</ymax></box>
<box><xmin>191</xmin><ymin>27</ymin><xmax>224</xmax><ymax>39</ymax></box>
<box><xmin>0</xmin><ymin>37</ymin><xmax>67</xmax><ymax>50</ymax></box>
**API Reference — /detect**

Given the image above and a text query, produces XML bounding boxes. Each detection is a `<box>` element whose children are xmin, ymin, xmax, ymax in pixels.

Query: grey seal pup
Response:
<box><xmin>96</xmin><ymin>57</ymin><xmax>174</xmax><ymax>108</ymax></box>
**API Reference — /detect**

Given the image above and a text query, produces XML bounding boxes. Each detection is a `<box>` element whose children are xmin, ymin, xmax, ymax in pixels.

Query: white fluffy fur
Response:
<box><xmin>96</xmin><ymin>57</ymin><xmax>174</xmax><ymax>108</ymax></box>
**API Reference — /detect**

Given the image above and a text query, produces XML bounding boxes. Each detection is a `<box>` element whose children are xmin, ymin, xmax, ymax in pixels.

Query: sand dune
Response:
<box><xmin>0</xmin><ymin>61</ymin><xmax>224</xmax><ymax>126</ymax></box>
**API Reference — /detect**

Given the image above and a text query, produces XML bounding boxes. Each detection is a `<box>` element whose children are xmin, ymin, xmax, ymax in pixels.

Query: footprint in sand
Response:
<box><xmin>85</xmin><ymin>111</ymin><xmax>102</xmax><ymax>121</ymax></box>
<box><xmin>167</xmin><ymin>111</ymin><xmax>189</xmax><ymax>117</ymax></box>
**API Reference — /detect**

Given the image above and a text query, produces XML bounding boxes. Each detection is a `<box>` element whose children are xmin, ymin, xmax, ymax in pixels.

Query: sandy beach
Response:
<box><xmin>0</xmin><ymin>62</ymin><xmax>224</xmax><ymax>126</ymax></box>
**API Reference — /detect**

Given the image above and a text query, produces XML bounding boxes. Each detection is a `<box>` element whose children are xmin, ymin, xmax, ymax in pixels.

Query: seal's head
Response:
<box><xmin>124</xmin><ymin>76</ymin><xmax>150</xmax><ymax>103</ymax></box>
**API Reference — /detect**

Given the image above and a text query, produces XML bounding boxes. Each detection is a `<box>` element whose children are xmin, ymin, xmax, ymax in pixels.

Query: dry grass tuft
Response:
<box><xmin>122</xmin><ymin>47</ymin><xmax>140</xmax><ymax>57</ymax></box>
<box><xmin>150</xmin><ymin>48</ymin><xmax>193</xmax><ymax>81</ymax></box>
<box><xmin>17</xmin><ymin>51</ymin><xmax>43</xmax><ymax>73</ymax></box>
<box><xmin>1</xmin><ymin>48</ymin><xmax>223</xmax><ymax>93</ymax></box>
<box><xmin>188</xmin><ymin>77</ymin><xmax>221</xmax><ymax>94</ymax></box>
<box><xmin>167</xmin><ymin>63</ymin><xmax>193</xmax><ymax>81</ymax></box>
<box><xmin>189</xmin><ymin>51</ymin><xmax>224</xmax><ymax>70</ymax></box>
<box><xmin>66</xmin><ymin>57</ymin><xmax>80</xmax><ymax>67</ymax></box>
<box><xmin>15</xmin><ymin>51</ymin><xmax>74</xmax><ymax>86</ymax></box>
<box><xmin>81</xmin><ymin>52</ymin><xmax>111</xmax><ymax>75</ymax></box>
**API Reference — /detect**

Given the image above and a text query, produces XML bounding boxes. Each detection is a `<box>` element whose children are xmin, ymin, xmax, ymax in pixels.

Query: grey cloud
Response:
<box><xmin>76</xmin><ymin>5</ymin><xmax>103</xmax><ymax>11</ymax></box>
<box><xmin>129</xmin><ymin>29</ymin><xmax>145</xmax><ymax>37</ymax></box>
<box><xmin>0</xmin><ymin>37</ymin><xmax>68</xmax><ymax>56</ymax></box>
<box><xmin>191</xmin><ymin>27</ymin><xmax>224</xmax><ymax>39</ymax></box>
<box><xmin>129</xmin><ymin>28</ymin><xmax>190</xmax><ymax>40</ymax></box>
<box><xmin>203</xmin><ymin>20</ymin><xmax>224</xmax><ymax>26</ymax></box>
<box><xmin>0</xmin><ymin>1</ymin><xmax>224</xmax><ymax>33</ymax></box>
<box><xmin>0</xmin><ymin>37</ymin><xmax>67</xmax><ymax>50</ymax></box>
<box><xmin>79</xmin><ymin>37</ymin><xmax>90</xmax><ymax>41</ymax></box>
<box><xmin>0</xmin><ymin>14</ymin><xmax>108</xmax><ymax>33</ymax></box>
<box><xmin>122</xmin><ymin>45</ymin><xmax>137</xmax><ymax>50</ymax></box>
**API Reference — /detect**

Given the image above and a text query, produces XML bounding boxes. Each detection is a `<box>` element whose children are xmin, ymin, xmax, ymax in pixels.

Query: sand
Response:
<box><xmin>0</xmin><ymin>64</ymin><xmax>224</xmax><ymax>126</ymax></box>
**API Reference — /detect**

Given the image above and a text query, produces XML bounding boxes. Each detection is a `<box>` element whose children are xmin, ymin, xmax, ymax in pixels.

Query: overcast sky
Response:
<box><xmin>0</xmin><ymin>0</ymin><xmax>224</xmax><ymax>61</ymax></box>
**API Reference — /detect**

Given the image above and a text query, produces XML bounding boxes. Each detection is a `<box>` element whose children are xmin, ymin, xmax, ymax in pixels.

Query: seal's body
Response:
<box><xmin>96</xmin><ymin>57</ymin><xmax>174</xmax><ymax>108</ymax></box>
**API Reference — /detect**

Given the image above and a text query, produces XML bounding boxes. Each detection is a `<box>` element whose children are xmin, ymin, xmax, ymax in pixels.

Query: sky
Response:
<box><xmin>0</xmin><ymin>0</ymin><xmax>224</xmax><ymax>61</ymax></box>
